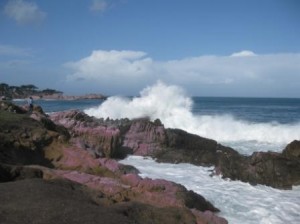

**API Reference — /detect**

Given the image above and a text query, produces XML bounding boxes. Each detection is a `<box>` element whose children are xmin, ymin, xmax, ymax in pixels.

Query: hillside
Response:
<box><xmin>0</xmin><ymin>83</ymin><xmax>106</xmax><ymax>100</ymax></box>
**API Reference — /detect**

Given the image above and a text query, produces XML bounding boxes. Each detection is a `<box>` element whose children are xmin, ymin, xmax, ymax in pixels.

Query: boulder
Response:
<box><xmin>0</xmin><ymin>111</ymin><xmax>55</xmax><ymax>167</ymax></box>
<box><xmin>283</xmin><ymin>140</ymin><xmax>300</xmax><ymax>159</ymax></box>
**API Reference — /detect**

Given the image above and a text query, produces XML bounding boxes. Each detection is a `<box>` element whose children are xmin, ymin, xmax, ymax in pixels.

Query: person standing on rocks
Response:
<box><xmin>27</xmin><ymin>96</ymin><xmax>33</xmax><ymax>113</ymax></box>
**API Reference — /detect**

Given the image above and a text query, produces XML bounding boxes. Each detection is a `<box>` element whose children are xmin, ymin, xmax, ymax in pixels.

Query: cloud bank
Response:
<box><xmin>65</xmin><ymin>50</ymin><xmax>300</xmax><ymax>97</ymax></box>
<box><xmin>4</xmin><ymin>0</ymin><xmax>46</xmax><ymax>25</ymax></box>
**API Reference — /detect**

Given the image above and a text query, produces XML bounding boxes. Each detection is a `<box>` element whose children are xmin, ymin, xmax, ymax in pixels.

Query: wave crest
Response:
<box><xmin>84</xmin><ymin>82</ymin><xmax>300</xmax><ymax>153</ymax></box>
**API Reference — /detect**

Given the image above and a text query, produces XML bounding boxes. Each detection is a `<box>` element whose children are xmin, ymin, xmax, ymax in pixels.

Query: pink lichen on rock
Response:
<box><xmin>122</xmin><ymin>118</ymin><xmax>167</xmax><ymax>155</ymax></box>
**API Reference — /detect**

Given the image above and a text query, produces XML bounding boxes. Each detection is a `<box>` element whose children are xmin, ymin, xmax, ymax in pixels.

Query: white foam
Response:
<box><xmin>12</xmin><ymin>99</ymin><xmax>26</xmax><ymax>101</ymax></box>
<box><xmin>120</xmin><ymin>156</ymin><xmax>300</xmax><ymax>224</ymax></box>
<box><xmin>85</xmin><ymin>81</ymin><xmax>300</xmax><ymax>154</ymax></box>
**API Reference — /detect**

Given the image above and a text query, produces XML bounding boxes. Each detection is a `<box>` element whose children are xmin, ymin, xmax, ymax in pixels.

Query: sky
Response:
<box><xmin>0</xmin><ymin>0</ymin><xmax>300</xmax><ymax>97</ymax></box>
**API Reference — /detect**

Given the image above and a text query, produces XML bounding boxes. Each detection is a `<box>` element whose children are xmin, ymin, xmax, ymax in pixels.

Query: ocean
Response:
<box><xmin>13</xmin><ymin>83</ymin><xmax>300</xmax><ymax>224</ymax></box>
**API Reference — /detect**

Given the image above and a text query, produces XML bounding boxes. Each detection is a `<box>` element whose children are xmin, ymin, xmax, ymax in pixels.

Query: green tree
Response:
<box><xmin>20</xmin><ymin>84</ymin><xmax>38</xmax><ymax>91</ymax></box>
<box><xmin>42</xmin><ymin>88</ymin><xmax>63</xmax><ymax>94</ymax></box>
<box><xmin>0</xmin><ymin>83</ymin><xmax>9</xmax><ymax>95</ymax></box>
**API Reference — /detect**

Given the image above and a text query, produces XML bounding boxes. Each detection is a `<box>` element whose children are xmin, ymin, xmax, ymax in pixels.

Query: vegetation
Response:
<box><xmin>42</xmin><ymin>88</ymin><xmax>63</xmax><ymax>95</ymax></box>
<box><xmin>0</xmin><ymin>83</ymin><xmax>63</xmax><ymax>99</ymax></box>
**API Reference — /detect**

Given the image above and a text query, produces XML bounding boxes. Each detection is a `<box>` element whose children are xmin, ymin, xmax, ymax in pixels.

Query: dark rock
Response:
<box><xmin>0</xmin><ymin>104</ymin><xmax>227</xmax><ymax>223</ymax></box>
<box><xmin>48</xmin><ymin>110</ymin><xmax>300</xmax><ymax>189</ymax></box>
<box><xmin>0</xmin><ymin>100</ymin><xmax>27</xmax><ymax>114</ymax></box>
<box><xmin>0</xmin><ymin>177</ymin><xmax>227</xmax><ymax>224</ymax></box>
<box><xmin>0</xmin><ymin>163</ymin><xmax>43</xmax><ymax>182</ymax></box>
<box><xmin>0</xmin><ymin>110</ymin><xmax>63</xmax><ymax>167</ymax></box>
<box><xmin>283</xmin><ymin>140</ymin><xmax>300</xmax><ymax>159</ymax></box>
<box><xmin>0</xmin><ymin>178</ymin><xmax>131</xmax><ymax>224</ymax></box>
<box><xmin>155</xmin><ymin>128</ymin><xmax>239</xmax><ymax>167</ymax></box>
<box><xmin>182</xmin><ymin>190</ymin><xmax>220</xmax><ymax>212</ymax></box>
<box><xmin>113</xmin><ymin>202</ymin><xmax>198</xmax><ymax>224</ymax></box>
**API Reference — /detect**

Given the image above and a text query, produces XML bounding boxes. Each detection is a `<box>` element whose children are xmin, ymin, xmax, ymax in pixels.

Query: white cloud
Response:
<box><xmin>4</xmin><ymin>0</ymin><xmax>46</xmax><ymax>25</ymax></box>
<box><xmin>66</xmin><ymin>50</ymin><xmax>153</xmax><ymax>80</ymax></box>
<box><xmin>65</xmin><ymin>50</ymin><xmax>300</xmax><ymax>96</ymax></box>
<box><xmin>0</xmin><ymin>44</ymin><xmax>32</xmax><ymax>57</ymax></box>
<box><xmin>90</xmin><ymin>0</ymin><xmax>108</xmax><ymax>12</ymax></box>
<box><xmin>231</xmin><ymin>50</ymin><xmax>256</xmax><ymax>57</ymax></box>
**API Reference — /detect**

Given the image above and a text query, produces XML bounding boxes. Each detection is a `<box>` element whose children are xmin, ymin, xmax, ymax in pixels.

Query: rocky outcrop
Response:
<box><xmin>0</xmin><ymin>102</ymin><xmax>227</xmax><ymax>224</ymax></box>
<box><xmin>50</xmin><ymin>110</ymin><xmax>124</xmax><ymax>158</ymax></box>
<box><xmin>0</xmin><ymin>178</ymin><xmax>226</xmax><ymax>224</ymax></box>
<box><xmin>0</xmin><ymin>178</ymin><xmax>132</xmax><ymax>224</ymax></box>
<box><xmin>3</xmin><ymin>101</ymin><xmax>299</xmax><ymax>222</ymax></box>
<box><xmin>48</xmin><ymin>110</ymin><xmax>300</xmax><ymax>189</ymax></box>
<box><xmin>0</xmin><ymin>100</ymin><xmax>27</xmax><ymax>113</ymax></box>
<box><xmin>122</xmin><ymin>118</ymin><xmax>167</xmax><ymax>156</ymax></box>
<box><xmin>155</xmin><ymin>127</ymin><xmax>300</xmax><ymax>189</ymax></box>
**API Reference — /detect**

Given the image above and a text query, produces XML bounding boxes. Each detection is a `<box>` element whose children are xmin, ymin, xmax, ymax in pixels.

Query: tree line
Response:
<box><xmin>0</xmin><ymin>83</ymin><xmax>63</xmax><ymax>99</ymax></box>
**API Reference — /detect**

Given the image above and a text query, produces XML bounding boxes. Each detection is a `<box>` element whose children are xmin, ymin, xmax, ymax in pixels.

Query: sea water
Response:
<box><xmin>85</xmin><ymin>82</ymin><xmax>300</xmax><ymax>155</ymax></box>
<box><xmin>15</xmin><ymin>82</ymin><xmax>300</xmax><ymax>223</ymax></box>
<box><xmin>120</xmin><ymin>156</ymin><xmax>300</xmax><ymax>224</ymax></box>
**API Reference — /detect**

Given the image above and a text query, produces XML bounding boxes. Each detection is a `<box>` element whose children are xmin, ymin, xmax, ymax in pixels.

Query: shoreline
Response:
<box><xmin>0</xmin><ymin>83</ymin><xmax>108</xmax><ymax>101</ymax></box>
<box><xmin>3</xmin><ymin>94</ymin><xmax>108</xmax><ymax>101</ymax></box>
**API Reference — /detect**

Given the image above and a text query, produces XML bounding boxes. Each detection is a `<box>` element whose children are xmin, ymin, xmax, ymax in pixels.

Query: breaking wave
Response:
<box><xmin>85</xmin><ymin>81</ymin><xmax>300</xmax><ymax>154</ymax></box>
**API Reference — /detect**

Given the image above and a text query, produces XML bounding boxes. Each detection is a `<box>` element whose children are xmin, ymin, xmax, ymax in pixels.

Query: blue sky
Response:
<box><xmin>0</xmin><ymin>0</ymin><xmax>300</xmax><ymax>97</ymax></box>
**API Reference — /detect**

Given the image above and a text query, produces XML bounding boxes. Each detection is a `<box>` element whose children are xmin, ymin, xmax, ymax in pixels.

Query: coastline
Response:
<box><xmin>0</xmin><ymin>100</ymin><xmax>228</xmax><ymax>224</ymax></box>
<box><xmin>0</xmin><ymin>83</ymin><xmax>107</xmax><ymax>101</ymax></box>
<box><xmin>1</xmin><ymin>100</ymin><xmax>300</xmax><ymax>223</ymax></box>
<box><xmin>11</xmin><ymin>93</ymin><xmax>107</xmax><ymax>101</ymax></box>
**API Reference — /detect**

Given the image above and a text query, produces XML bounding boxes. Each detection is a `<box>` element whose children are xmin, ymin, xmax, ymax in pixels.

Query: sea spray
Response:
<box><xmin>85</xmin><ymin>81</ymin><xmax>193</xmax><ymax>120</ymax></box>
<box><xmin>120</xmin><ymin>156</ymin><xmax>300</xmax><ymax>224</ymax></box>
<box><xmin>84</xmin><ymin>82</ymin><xmax>300</xmax><ymax>154</ymax></box>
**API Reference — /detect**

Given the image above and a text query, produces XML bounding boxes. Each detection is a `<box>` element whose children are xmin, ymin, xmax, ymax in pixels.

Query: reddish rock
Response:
<box><xmin>122</xmin><ymin>118</ymin><xmax>167</xmax><ymax>156</ymax></box>
<box><xmin>1</xmin><ymin>104</ymin><xmax>227</xmax><ymax>224</ymax></box>
<box><xmin>48</xmin><ymin>110</ymin><xmax>300</xmax><ymax>189</ymax></box>
<box><xmin>50</xmin><ymin>110</ymin><xmax>122</xmax><ymax>158</ymax></box>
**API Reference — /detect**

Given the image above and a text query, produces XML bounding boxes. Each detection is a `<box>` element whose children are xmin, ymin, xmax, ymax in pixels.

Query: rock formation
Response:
<box><xmin>0</xmin><ymin>101</ymin><xmax>227</xmax><ymax>224</ymax></box>
<box><xmin>50</xmin><ymin>109</ymin><xmax>300</xmax><ymax>189</ymax></box>
<box><xmin>1</xmin><ymin>99</ymin><xmax>299</xmax><ymax>223</ymax></box>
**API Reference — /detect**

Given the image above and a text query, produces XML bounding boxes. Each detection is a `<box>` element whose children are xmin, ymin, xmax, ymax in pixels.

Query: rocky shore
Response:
<box><xmin>1</xmin><ymin>100</ymin><xmax>299</xmax><ymax>223</ymax></box>
<box><xmin>50</xmin><ymin>109</ymin><xmax>300</xmax><ymax>190</ymax></box>
<box><xmin>0</xmin><ymin>101</ymin><xmax>227</xmax><ymax>224</ymax></box>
